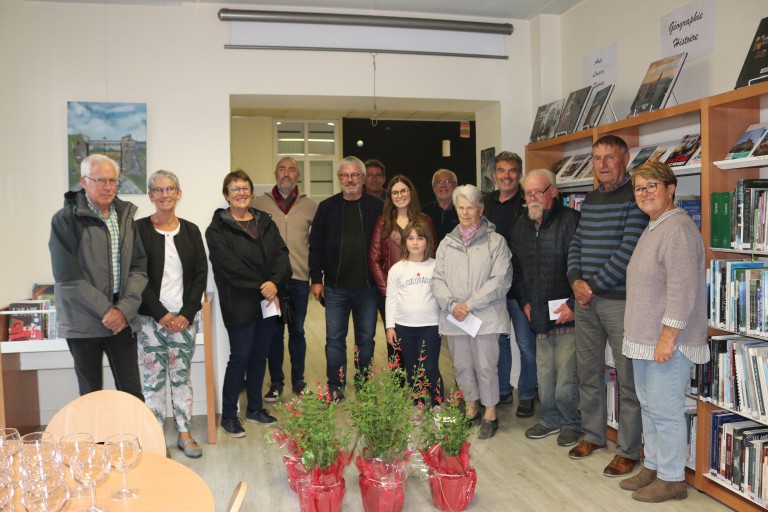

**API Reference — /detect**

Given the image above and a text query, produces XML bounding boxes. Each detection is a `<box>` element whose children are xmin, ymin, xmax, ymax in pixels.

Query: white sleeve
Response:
<box><xmin>385</xmin><ymin>262</ymin><xmax>400</xmax><ymax>329</ymax></box>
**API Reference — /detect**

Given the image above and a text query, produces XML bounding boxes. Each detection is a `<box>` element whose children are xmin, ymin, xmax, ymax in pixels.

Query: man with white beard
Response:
<box><xmin>508</xmin><ymin>169</ymin><xmax>583</xmax><ymax>447</ymax></box>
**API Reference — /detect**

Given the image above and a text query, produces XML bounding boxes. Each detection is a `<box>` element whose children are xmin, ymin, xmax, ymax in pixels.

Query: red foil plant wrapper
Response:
<box><xmin>296</xmin><ymin>449</ymin><xmax>353</xmax><ymax>512</ymax></box>
<box><xmin>420</xmin><ymin>442</ymin><xmax>477</xmax><ymax>512</ymax></box>
<box><xmin>272</xmin><ymin>430</ymin><xmax>306</xmax><ymax>492</ymax></box>
<box><xmin>355</xmin><ymin>450</ymin><xmax>412</xmax><ymax>512</ymax></box>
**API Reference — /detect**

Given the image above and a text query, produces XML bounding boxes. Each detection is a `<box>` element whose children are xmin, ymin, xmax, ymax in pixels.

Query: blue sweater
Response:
<box><xmin>567</xmin><ymin>180</ymin><xmax>648</xmax><ymax>300</ymax></box>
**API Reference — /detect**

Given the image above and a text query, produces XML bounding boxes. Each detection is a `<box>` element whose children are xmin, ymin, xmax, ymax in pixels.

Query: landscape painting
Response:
<box><xmin>68</xmin><ymin>102</ymin><xmax>147</xmax><ymax>194</ymax></box>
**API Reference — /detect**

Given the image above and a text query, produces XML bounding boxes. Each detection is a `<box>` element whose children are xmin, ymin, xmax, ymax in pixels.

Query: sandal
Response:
<box><xmin>178</xmin><ymin>438</ymin><xmax>203</xmax><ymax>458</ymax></box>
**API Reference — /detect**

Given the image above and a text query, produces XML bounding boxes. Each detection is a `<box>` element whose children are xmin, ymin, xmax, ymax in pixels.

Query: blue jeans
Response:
<box><xmin>267</xmin><ymin>279</ymin><xmax>309</xmax><ymax>387</ymax></box>
<box><xmin>396</xmin><ymin>324</ymin><xmax>444</xmax><ymax>406</ymax></box>
<box><xmin>324</xmin><ymin>286</ymin><xmax>378</xmax><ymax>389</ymax></box>
<box><xmin>536</xmin><ymin>330</ymin><xmax>580</xmax><ymax>431</ymax></box>
<box><xmin>499</xmin><ymin>298</ymin><xmax>536</xmax><ymax>399</ymax></box>
<box><xmin>221</xmin><ymin>316</ymin><xmax>277</xmax><ymax>419</ymax></box>
<box><xmin>633</xmin><ymin>350</ymin><xmax>693</xmax><ymax>481</ymax></box>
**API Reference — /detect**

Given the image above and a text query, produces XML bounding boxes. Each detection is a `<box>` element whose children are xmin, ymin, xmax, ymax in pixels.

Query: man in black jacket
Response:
<box><xmin>309</xmin><ymin>156</ymin><xmax>383</xmax><ymax>399</ymax></box>
<box><xmin>509</xmin><ymin>169</ymin><xmax>582</xmax><ymax>447</ymax></box>
<box><xmin>483</xmin><ymin>151</ymin><xmax>537</xmax><ymax>417</ymax></box>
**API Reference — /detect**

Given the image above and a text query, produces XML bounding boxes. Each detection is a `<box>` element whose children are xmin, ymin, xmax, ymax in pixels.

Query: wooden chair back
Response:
<box><xmin>226</xmin><ymin>481</ymin><xmax>247</xmax><ymax>512</ymax></box>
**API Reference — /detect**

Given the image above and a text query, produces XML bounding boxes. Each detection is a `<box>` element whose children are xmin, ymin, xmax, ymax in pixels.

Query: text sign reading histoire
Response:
<box><xmin>660</xmin><ymin>0</ymin><xmax>714</xmax><ymax>61</ymax></box>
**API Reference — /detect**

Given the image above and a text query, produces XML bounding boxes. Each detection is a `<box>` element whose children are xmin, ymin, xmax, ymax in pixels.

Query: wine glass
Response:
<box><xmin>104</xmin><ymin>435</ymin><xmax>141</xmax><ymax>501</ymax></box>
<box><xmin>0</xmin><ymin>428</ymin><xmax>20</xmax><ymax>487</ymax></box>
<box><xmin>59</xmin><ymin>433</ymin><xmax>95</xmax><ymax>498</ymax></box>
<box><xmin>69</xmin><ymin>445</ymin><xmax>110</xmax><ymax>512</ymax></box>
<box><xmin>18</xmin><ymin>444</ymin><xmax>69</xmax><ymax>512</ymax></box>
<box><xmin>0</xmin><ymin>457</ymin><xmax>13</xmax><ymax>510</ymax></box>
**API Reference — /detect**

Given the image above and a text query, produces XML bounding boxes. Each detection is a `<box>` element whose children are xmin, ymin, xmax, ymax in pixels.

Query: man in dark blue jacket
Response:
<box><xmin>509</xmin><ymin>169</ymin><xmax>582</xmax><ymax>447</ymax></box>
<box><xmin>309</xmin><ymin>156</ymin><xmax>383</xmax><ymax>400</ymax></box>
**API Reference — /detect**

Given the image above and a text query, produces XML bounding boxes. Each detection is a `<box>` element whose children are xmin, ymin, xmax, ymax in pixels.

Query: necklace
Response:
<box><xmin>151</xmin><ymin>214</ymin><xmax>178</xmax><ymax>230</ymax></box>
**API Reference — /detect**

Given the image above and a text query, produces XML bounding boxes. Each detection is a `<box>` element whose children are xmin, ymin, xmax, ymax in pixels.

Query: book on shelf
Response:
<box><xmin>685</xmin><ymin>407</ymin><xmax>697</xmax><ymax>469</ymax></box>
<box><xmin>550</xmin><ymin>156</ymin><xmax>572</xmax><ymax>176</ymax></box>
<box><xmin>752</xmin><ymin>137</ymin><xmax>768</xmax><ymax>158</ymax></box>
<box><xmin>553</xmin><ymin>86</ymin><xmax>592</xmax><ymax>136</ymax></box>
<box><xmin>709</xmin><ymin>191</ymin><xmax>733</xmax><ymax>249</ymax></box>
<box><xmin>529</xmin><ymin>104</ymin><xmax>549</xmax><ymax>143</ymax></box>
<box><xmin>689</xmin><ymin>145</ymin><xmax>703</xmax><ymax>165</ymax></box>
<box><xmin>605</xmin><ymin>368</ymin><xmax>619</xmax><ymax>427</ymax></box>
<box><xmin>627</xmin><ymin>145</ymin><xmax>658</xmax><ymax>173</ymax></box>
<box><xmin>627</xmin><ymin>52</ymin><xmax>687</xmax><ymax>117</ymax></box>
<box><xmin>32</xmin><ymin>283</ymin><xmax>55</xmax><ymax>302</ymax></box>
<box><xmin>675</xmin><ymin>195</ymin><xmax>701</xmax><ymax>228</ymax></box>
<box><xmin>664</xmin><ymin>133</ymin><xmax>702</xmax><ymax>168</ymax></box>
<box><xmin>8</xmin><ymin>300</ymin><xmax>49</xmax><ymax>341</ymax></box>
<box><xmin>735</xmin><ymin>16</ymin><xmax>768</xmax><ymax>89</ymax></box>
<box><xmin>724</xmin><ymin>123</ymin><xmax>768</xmax><ymax>160</ymax></box>
<box><xmin>580</xmin><ymin>84</ymin><xmax>614</xmax><ymax>130</ymax></box>
<box><xmin>561</xmin><ymin>193</ymin><xmax>587</xmax><ymax>211</ymax></box>
<box><xmin>574</xmin><ymin>158</ymin><xmax>593</xmax><ymax>180</ymax></box>
<box><xmin>534</xmin><ymin>99</ymin><xmax>565</xmax><ymax>141</ymax></box>
<box><xmin>732</xmin><ymin>179</ymin><xmax>768</xmax><ymax>250</ymax></box>
<box><xmin>556</xmin><ymin>153</ymin><xmax>590</xmax><ymax>182</ymax></box>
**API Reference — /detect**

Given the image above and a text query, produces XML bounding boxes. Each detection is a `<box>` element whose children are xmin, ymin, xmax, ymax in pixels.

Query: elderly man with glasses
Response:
<box><xmin>309</xmin><ymin>156</ymin><xmax>383</xmax><ymax>400</ymax></box>
<box><xmin>423</xmin><ymin>169</ymin><xmax>459</xmax><ymax>244</ymax></box>
<box><xmin>49</xmin><ymin>154</ymin><xmax>147</xmax><ymax>400</ymax></box>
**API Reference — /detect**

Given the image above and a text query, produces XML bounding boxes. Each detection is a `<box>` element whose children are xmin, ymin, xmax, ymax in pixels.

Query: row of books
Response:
<box><xmin>708</xmin><ymin>409</ymin><xmax>768</xmax><ymax>504</ymax></box>
<box><xmin>686</xmin><ymin>407</ymin><xmax>698</xmax><ymax>469</ymax></box>
<box><xmin>561</xmin><ymin>193</ymin><xmax>586</xmax><ymax>211</ymax></box>
<box><xmin>725</xmin><ymin>123</ymin><xmax>768</xmax><ymax>160</ymax></box>
<box><xmin>711</xmin><ymin>179</ymin><xmax>768</xmax><ymax>251</ymax></box>
<box><xmin>7</xmin><ymin>300</ymin><xmax>56</xmax><ymax>341</ymax></box>
<box><xmin>552</xmin><ymin>153</ymin><xmax>593</xmax><ymax>182</ymax></box>
<box><xmin>606</xmin><ymin>368</ymin><xmax>619</xmax><ymax>428</ymax></box>
<box><xmin>529</xmin><ymin>84</ymin><xmax>615</xmax><ymax>142</ymax></box>
<box><xmin>708</xmin><ymin>259</ymin><xmax>768</xmax><ymax>336</ymax></box>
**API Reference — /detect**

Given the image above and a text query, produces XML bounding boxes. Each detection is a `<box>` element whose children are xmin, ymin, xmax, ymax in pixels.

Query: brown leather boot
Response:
<box><xmin>619</xmin><ymin>468</ymin><xmax>657</xmax><ymax>491</ymax></box>
<box><xmin>631</xmin><ymin>478</ymin><xmax>687</xmax><ymax>502</ymax></box>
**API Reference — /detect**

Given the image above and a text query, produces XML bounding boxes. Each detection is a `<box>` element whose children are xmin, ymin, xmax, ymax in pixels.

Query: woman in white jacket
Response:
<box><xmin>431</xmin><ymin>185</ymin><xmax>512</xmax><ymax>439</ymax></box>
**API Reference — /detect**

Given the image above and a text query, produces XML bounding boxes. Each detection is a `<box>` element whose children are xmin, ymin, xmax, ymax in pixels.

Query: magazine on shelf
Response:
<box><xmin>752</xmin><ymin>136</ymin><xmax>768</xmax><ymax>158</ymax></box>
<box><xmin>627</xmin><ymin>53</ymin><xmax>687</xmax><ymax>117</ymax></box>
<box><xmin>725</xmin><ymin>123</ymin><xmax>768</xmax><ymax>159</ymax></box>
<box><xmin>689</xmin><ymin>145</ymin><xmax>703</xmax><ymax>165</ymax></box>
<box><xmin>556</xmin><ymin>153</ymin><xmax>590</xmax><ymax>181</ymax></box>
<box><xmin>574</xmin><ymin>158</ymin><xmax>594</xmax><ymax>180</ymax></box>
<box><xmin>529</xmin><ymin>104</ymin><xmax>549</xmax><ymax>143</ymax></box>
<box><xmin>550</xmin><ymin>156</ymin><xmax>572</xmax><ymax>176</ymax></box>
<box><xmin>8</xmin><ymin>300</ymin><xmax>48</xmax><ymax>341</ymax></box>
<box><xmin>735</xmin><ymin>17</ymin><xmax>768</xmax><ymax>89</ymax></box>
<box><xmin>665</xmin><ymin>134</ymin><xmax>702</xmax><ymax>168</ymax></box>
<box><xmin>627</xmin><ymin>145</ymin><xmax>658</xmax><ymax>173</ymax></box>
<box><xmin>553</xmin><ymin>86</ymin><xmax>592</xmax><ymax>136</ymax></box>
<box><xmin>535</xmin><ymin>99</ymin><xmax>565</xmax><ymax>141</ymax></box>
<box><xmin>581</xmin><ymin>84</ymin><xmax>615</xmax><ymax>130</ymax></box>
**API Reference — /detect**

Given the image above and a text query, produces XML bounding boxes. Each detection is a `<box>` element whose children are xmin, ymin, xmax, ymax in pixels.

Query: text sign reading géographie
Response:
<box><xmin>660</xmin><ymin>0</ymin><xmax>714</xmax><ymax>61</ymax></box>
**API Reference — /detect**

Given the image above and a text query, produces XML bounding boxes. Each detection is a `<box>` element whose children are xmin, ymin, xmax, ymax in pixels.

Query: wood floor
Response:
<box><xmin>165</xmin><ymin>299</ymin><xmax>731</xmax><ymax>511</ymax></box>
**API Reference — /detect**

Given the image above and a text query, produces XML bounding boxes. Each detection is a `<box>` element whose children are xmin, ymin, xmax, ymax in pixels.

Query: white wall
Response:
<box><xmin>0</xmin><ymin>0</ymin><xmax>532</xmax><ymax>415</ymax></box>
<box><xmin>560</xmin><ymin>0</ymin><xmax>768</xmax><ymax>117</ymax></box>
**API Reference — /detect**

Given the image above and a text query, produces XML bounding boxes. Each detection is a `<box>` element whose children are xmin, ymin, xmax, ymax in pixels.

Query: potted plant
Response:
<box><xmin>350</xmin><ymin>356</ymin><xmax>425</xmax><ymax>512</ymax></box>
<box><xmin>419</xmin><ymin>389</ymin><xmax>477</xmax><ymax>512</ymax></box>
<box><xmin>271</xmin><ymin>383</ymin><xmax>353</xmax><ymax>512</ymax></box>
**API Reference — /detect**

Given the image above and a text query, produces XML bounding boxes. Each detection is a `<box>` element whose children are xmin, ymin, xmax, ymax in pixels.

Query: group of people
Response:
<box><xmin>49</xmin><ymin>133</ymin><xmax>707</xmax><ymax>503</ymax></box>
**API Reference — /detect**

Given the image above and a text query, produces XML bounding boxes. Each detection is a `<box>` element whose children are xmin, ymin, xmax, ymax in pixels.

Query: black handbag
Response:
<box><xmin>280</xmin><ymin>294</ymin><xmax>295</xmax><ymax>325</ymax></box>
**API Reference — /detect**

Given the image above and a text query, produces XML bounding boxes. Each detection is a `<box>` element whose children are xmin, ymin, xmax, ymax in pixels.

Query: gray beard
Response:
<box><xmin>527</xmin><ymin>203</ymin><xmax>543</xmax><ymax>221</ymax></box>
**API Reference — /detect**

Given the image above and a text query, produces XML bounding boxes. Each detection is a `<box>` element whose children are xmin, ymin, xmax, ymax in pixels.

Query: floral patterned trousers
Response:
<box><xmin>137</xmin><ymin>315</ymin><xmax>196</xmax><ymax>432</ymax></box>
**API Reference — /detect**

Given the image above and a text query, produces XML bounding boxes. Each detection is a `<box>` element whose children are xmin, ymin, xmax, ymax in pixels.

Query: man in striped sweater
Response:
<box><xmin>566</xmin><ymin>135</ymin><xmax>649</xmax><ymax>477</ymax></box>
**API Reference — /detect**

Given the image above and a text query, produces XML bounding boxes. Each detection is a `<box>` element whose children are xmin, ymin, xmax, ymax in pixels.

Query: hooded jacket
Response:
<box><xmin>205</xmin><ymin>207</ymin><xmax>290</xmax><ymax>326</ymax></box>
<box><xmin>431</xmin><ymin>219</ymin><xmax>513</xmax><ymax>336</ymax></box>
<box><xmin>49</xmin><ymin>189</ymin><xmax>148</xmax><ymax>338</ymax></box>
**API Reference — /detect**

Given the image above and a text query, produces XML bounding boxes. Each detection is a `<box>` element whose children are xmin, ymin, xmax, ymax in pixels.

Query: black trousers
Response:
<box><xmin>66</xmin><ymin>328</ymin><xmax>144</xmax><ymax>401</ymax></box>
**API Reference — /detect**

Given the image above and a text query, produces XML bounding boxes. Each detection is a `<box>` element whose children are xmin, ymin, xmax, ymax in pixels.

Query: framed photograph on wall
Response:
<box><xmin>480</xmin><ymin>147</ymin><xmax>496</xmax><ymax>193</ymax></box>
<box><xmin>67</xmin><ymin>101</ymin><xmax>147</xmax><ymax>194</ymax></box>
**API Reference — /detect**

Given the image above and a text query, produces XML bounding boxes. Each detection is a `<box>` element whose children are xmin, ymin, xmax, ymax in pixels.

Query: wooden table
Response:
<box><xmin>13</xmin><ymin>452</ymin><xmax>215</xmax><ymax>511</ymax></box>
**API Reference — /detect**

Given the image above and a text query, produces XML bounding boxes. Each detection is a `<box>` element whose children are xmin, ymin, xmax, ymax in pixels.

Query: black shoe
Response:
<box><xmin>220</xmin><ymin>417</ymin><xmax>246</xmax><ymax>438</ymax></box>
<box><xmin>245</xmin><ymin>408</ymin><xmax>278</xmax><ymax>426</ymax></box>
<box><xmin>292</xmin><ymin>380</ymin><xmax>307</xmax><ymax>395</ymax></box>
<box><xmin>498</xmin><ymin>392</ymin><xmax>514</xmax><ymax>405</ymax></box>
<box><xmin>516</xmin><ymin>398</ymin><xmax>535</xmax><ymax>418</ymax></box>
<box><xmin>329</xmin><ymin>387</ymin><xmax>345</xmax><ymax>402</ymax></box>
<box><xmin>466</xmin><ymin>411</ymin><xmax>482</xmax><ymax>428</ymax></box>
<box><xmin>264</xmin><ymin>384</ymin><xmax>283</xmax><ymax>403</ymax></box>
<box><xmin>478</xmin><ymin>419</ymin><xmax>499</xmax><ymax>439</ymax></box>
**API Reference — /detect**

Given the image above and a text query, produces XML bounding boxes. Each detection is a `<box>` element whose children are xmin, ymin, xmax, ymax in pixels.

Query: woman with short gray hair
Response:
<box><xmin>431</xmin><ymin>184</ymin><xmax>513</xmax><ymax>439</ymax></box>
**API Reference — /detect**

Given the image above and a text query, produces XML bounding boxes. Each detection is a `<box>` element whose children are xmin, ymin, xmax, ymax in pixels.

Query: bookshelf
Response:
<box><xmin>526</xmin><ymin>80</ymin><xmax>768</xmax><ymax>512</ymax></box>
<box><xmin>0</xmin><ymin>293</ymin><xmax>219</xmax><ymax>444</ymax></box>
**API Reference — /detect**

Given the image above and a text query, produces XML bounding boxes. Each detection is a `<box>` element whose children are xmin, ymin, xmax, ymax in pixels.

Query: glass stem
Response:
<box><xmin>90</xmin><ymin>483</ymin><xmax>97</xmax><ymax>507</ymax></box>
<box><xmin>121</xmin><ymin>469</ymin><xmax>129</xmax><ymax>491</ymax></box>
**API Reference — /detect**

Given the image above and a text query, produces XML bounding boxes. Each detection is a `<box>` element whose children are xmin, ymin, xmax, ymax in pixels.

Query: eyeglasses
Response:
<box><xmin>633</xmin><ymin>182</ymin><xmax>659</xmax><ymax>195</ymax></box>
<box><xmin>433</xmin><ymin>179</ymin><xmax>456</xmax><ymax>186</ymax></box>
<box><xmin>338</xmin><ymin>173</ymin><xmax>362</xmax><ymax>181</ymax></box>
<box><xmin>84</xmin><ymin>176</ymin><xmax>118</xmax><ymax>187</ymax></box>
<box><xmin>391</xmin><ymin>189</ymin><xmax>409</xmax><ymax>198</ymax></box>
<box><xmin>227</xmin><ymin>186</ymin><xmax>253</xmax><ymax>193</ymax></box>
<box><xmin>151</xmin><ymin>186</ymin><xmax>178</xmax><ymax>195</ymax></box>
<box><xmin>524</xmin><ymin>184</ymin><xmax>551</xmax><ymax>199</ymax></box>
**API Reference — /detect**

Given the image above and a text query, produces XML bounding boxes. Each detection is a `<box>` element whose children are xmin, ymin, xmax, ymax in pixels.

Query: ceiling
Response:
<box><xmin>41</xmin><ymin>0</ymin><xmax>582</xmax><ymax>20</ymax></box>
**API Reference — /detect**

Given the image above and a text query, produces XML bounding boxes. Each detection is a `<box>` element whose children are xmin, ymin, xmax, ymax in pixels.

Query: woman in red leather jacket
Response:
<box><xmin>369</xmin><ymin>175</ymin><xmax>435</xmax><ymax>359</ymax></box>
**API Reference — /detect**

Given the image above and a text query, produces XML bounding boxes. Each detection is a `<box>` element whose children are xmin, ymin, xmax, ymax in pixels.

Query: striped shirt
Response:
<box><xmin>567</xmin><ymin>177</ymin><xmax>648</xmax><ymax>299</ymax></box>
<box><xmin>85</xmin><ymin>196</ymin><xmax>120</xmax><ymax>294</ymax></box>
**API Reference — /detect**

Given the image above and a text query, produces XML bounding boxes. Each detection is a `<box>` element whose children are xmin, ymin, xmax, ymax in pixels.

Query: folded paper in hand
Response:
<box><xmin>447</xmin><ymin>313</ymin><xmax>482</xmax><ymax>337</ymax></box>
<box><xmin>261</xmin><ymin>299</ymin><xmax>280</xmax><ymax>318</ymax></box>
<box><xmin>548</xmin><ymin>298</ymin><xmax>568</xmax><ymax>320</ymax></box>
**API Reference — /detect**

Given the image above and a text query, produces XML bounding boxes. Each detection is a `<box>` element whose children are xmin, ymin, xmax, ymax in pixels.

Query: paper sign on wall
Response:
<box><xmin>660</xmin><ymin>0</ymin><xmax>714</xmax><ymax>61</ymax></box>
<box><xmin>582</xmin><ymin>42</ymin><xmax>617</xmax><ymax>90</ymax></box>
